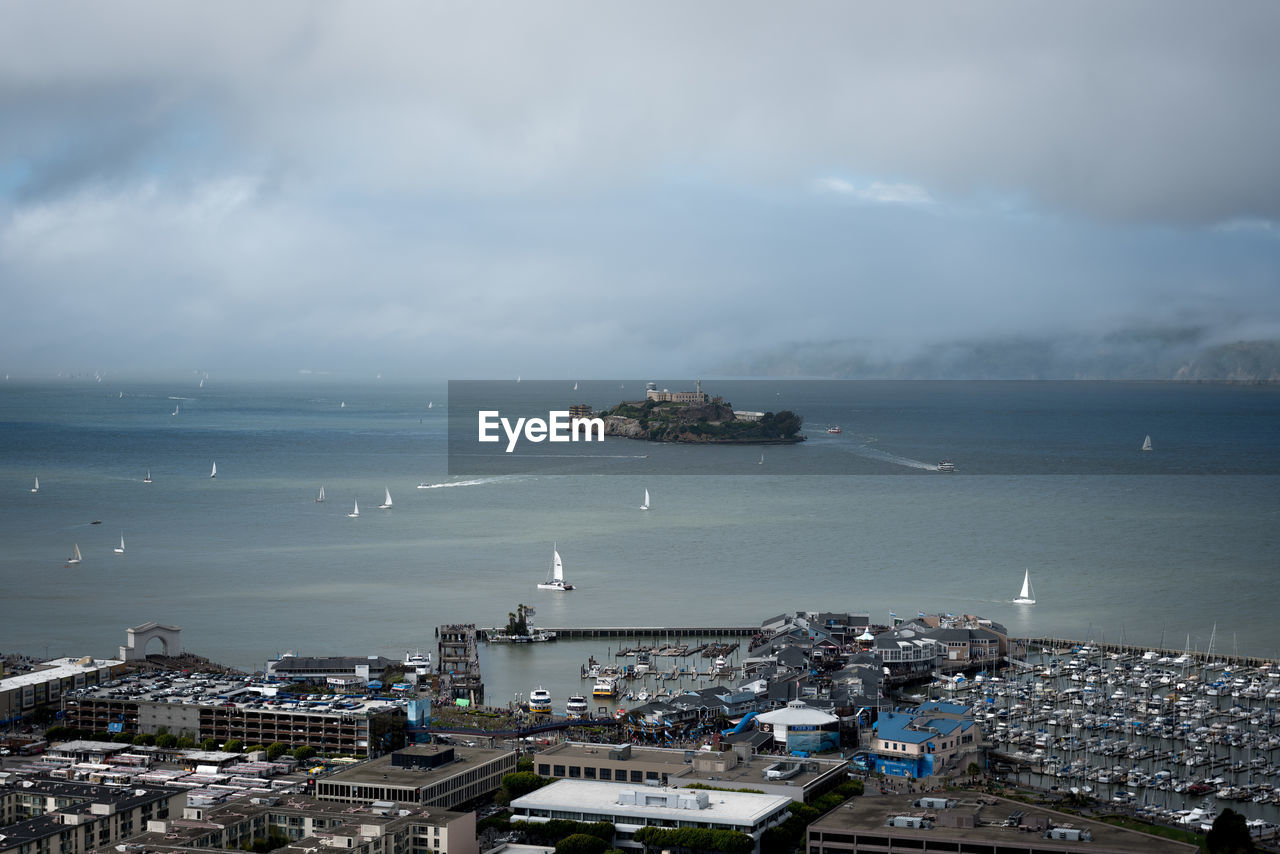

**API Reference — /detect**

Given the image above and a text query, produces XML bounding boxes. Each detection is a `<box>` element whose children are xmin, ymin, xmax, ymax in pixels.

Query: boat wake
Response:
<box><xmin>839</xmin><ymin>440</ymin><xmax>938</xmax><ymax>471</ymax></box>
<box><xmin>416</xmin><ymin>476</ymin><xmax>515</xmax><ymax>489</ymax></box>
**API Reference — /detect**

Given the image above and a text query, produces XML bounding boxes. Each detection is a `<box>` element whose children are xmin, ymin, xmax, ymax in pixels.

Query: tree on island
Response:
<box><xmin>506</xmin><ymin>603</ymin><xmax>531</xmax><ymax>637</ymax></box>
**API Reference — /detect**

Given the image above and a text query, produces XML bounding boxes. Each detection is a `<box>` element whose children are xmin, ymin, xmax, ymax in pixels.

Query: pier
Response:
<box><xmin>480</xmin><ymin>625</ymin><xmax>758</xmax><ymax>640</ymax></box>
<box><xmin>1019</xmin><ymin>637</ymin><xmax>1280</xmax><ymax>669</ymax></box>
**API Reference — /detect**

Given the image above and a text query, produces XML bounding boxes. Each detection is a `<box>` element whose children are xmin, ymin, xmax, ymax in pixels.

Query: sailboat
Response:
<box><xmin>1013</xmin><ymin>569</ymin><xmax>1036</xmax><ymax>605</ymax></box>
<box><xmin>315</xmin><ymin>486</ymin><xmax>325</xmax><ymax>503</ymax></box>
<box><xmin>428</xmin><ymin>401</ymin><xmax>433</xmax><ymax>409</ymax></box>
<box><xmin>172</xmin><ymin>403</ymin><xmax>179</xmax><ymax>416</ymax></box>
<box><xmin>209</xmin><ymin>462</ymin><xmax>217</xmax><ymax>478</ymax></box>
<box><xmin>66</xmin><ymin>544</ymin><xmax>82</xmax><ymax>566</ymax></box>
<box><xmin>757</xmin><ymin>452</ymin><xmax>764</xmax><ymax>465</ymax></box>
<box><xmin>143</xmin><ymin>469</ymin><xmax>152</xmax><ymax>484</ymax></box>
<box><xmin>379</xmin><ymin>486</ymin><xmax>393</xmax><ymax>509</ymax></box>
<box><xmin>348</xmin><ymin>499</ymin><xmax>360</xmax><ymax>518</ymax></box>
<box><xmin>573</xmin><ymin>381</ymin><xmax>578</xmax><ymax>391</ymax></box>
<box><xmin>640</xmin><ymin>488</ymin><xmax>650</xmax><ymax>511</ymax></box>
<box><xmin>114</xmin><ymin>534</ymin><xmax>125</xmax><ymax>555</ymax></box>
<box><xmin>30</xmin><ymin>476</ymin><xmax>38</xmax><ymax>493</ymax></box>
<box><xmin>537</xmin><ymin>543</ymin><xmax>575</xmax><ymax>591</ymax></box>
<box><xmin>1141</xmin><ymin>435</ymin><xmax>1153</xmax><ymax>452</ymax></box>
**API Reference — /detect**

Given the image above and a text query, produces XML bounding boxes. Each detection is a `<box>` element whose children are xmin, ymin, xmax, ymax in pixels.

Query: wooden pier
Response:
<box><xmin>481</xmin><ymin>625</ymin><xmax>758</xmax><ymax>640</ymax></box>
<box><xmin>1018</xmin><ymin>636</ymin><xmax>1279</xmax><ymax>668</ymax></box>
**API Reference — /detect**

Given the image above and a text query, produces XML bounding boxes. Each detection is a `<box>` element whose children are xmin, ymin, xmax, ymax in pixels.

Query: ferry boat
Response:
<box><xmin>936</xmin><ymin>460</ymin><xmax>956</xmax><ymax>472</ymax></box>
<box><xmin>566</xmin><ymin>695</ymin><xmax>589</xmax><ymax>718</ymax></box>
<box><xmin>529</xmin><ymin>687</ymin><xmax>552</xmax><ymax>714</ymax></box>
<box><xmin>592</xmin><ymin>676</ymin><xmax>619</xmax><ymax>698</ymax></box>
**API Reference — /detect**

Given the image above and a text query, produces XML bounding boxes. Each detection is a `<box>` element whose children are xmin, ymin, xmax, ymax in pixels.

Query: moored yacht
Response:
<box><xmin>566</xmin><ymin>695</ymin><xmax>589</xmax><ymax>718</ymax></box>
<box><xmin>592</xmin><ymin>676</ymin><xmax>618</xmax><ymax>698</ymax></box>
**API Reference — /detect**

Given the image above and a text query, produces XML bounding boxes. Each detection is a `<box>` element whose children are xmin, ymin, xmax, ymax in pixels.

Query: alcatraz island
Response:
<box><xmin>588</xmin><ymin>380</ymin><xmax>804</xmax><ymax>444</ymax></box>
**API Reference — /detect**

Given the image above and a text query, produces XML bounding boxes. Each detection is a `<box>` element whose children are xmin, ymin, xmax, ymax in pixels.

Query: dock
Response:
<box><xmin>496</xmin><ymin>625</ymin><xmax>758</xmax><ymax>639</ymax></box>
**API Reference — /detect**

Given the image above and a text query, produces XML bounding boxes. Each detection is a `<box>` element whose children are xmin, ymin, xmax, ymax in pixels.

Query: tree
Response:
<box><xmin>222</xmin><ymin>739</ymin><xmax>244</xmax><ymax>754</ymax></box>
<box><xmin>967</xmin><ymin>761</ymin><xmax>981</xmax><ymax>782</ymax></box>
<box><xmin>1206</xmin><ymin>808</ymin><xmax>1255</xmax><ymax>854</ymax></box>
<box><xmin>176</xmin><ymin>736</ymin><xmax>196</xmax><ymax>749</ymax></box>
<box><xmin>200</xmin><ymin>738</ymin><xmax>219</xmax><ymax>751</ymax></box>
<box><xmin>555</xmin><ymin>834</ymin><xmax>608</xmax><ymax>854</ymax></box>
<box><xmin>155</xmin><ymin>733</ymin><xmax>178</xmax><ymax>749</ymax></box>
<box><xmin>266</xmin><ymin>742</ymin><xmax>290</xmax><ymax>761</ymax></box>
<box><xmin>293</xmin><ymin>745</ymin><xmax>317</xmax><ymax>762</ymax></box>
<box><xmin>133</xmin><ymin>733</ymin><xmax>155</xmax><ymax>746</ymax></box>
<box><xmin>502</xmin><ymin>771</ymin><xmax>548</xmax><ymax>799</ymax></box>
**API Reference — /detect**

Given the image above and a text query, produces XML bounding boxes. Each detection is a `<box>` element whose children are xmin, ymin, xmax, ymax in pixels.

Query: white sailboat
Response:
<box><xmin>67</xmin><ymin>543</ymin><xmax>82</xmax><ymax>566</ymax></box>
<box><xmin>379</xmin><ymin>486</ymin><xmax>393</xmax><ymax>509</ymax></box>
<box><xmin>114</xmin><ymin>534</ymin><xmax>125</xmax><ymax>555</ymax></box>
<box><xmin>30</xmin><ymin>476</ymin><xmax>38</xmax><ymax>493</ymax></box>
<box><xmin>537</xmin><ymin>543</ymin><xmax>575</xmax><ymax>591</ymax></box>
<box><xmin>315</xmin><ymin>486</ymin><xmax>325</xmax><ymax>503</ymax></box>
<box><xmin>640</xmin><ymin>488</ymin><xmax>650</xmax><ymax>511</ymax></box>
<box><xmin>428</xmin><ymin>401</ymin><xmax>434</xmax><ymax>409</ymax></box>
<box><xmin>573</xmin><ymin>381</ymin><xmax>578</xmax><ymax>391</ymax></box>
<box><xmin>1141</xmin><ymin>435</ymin><xmax>1152</xmax><ymax>452</ymax></box>
<box><xmin>143</xmin><ymin>469</ymin><xmax>152</xmax><ymax>484</ymax></box>
<box><xmin>172</xmin><ymin>403</ymin><xmax>179</xmax><ymax>416</ymax></box>
<box><xmin>1013</xmin><ymin>568</ymin><xmax>1036</xmax><ymax>605</ymax></box>
<box><xmin>757</xmin><ymin>452</ymin><xmax>764</xmax><ymax>465</ymax></box>
<box><xmin>209</xmin><ymin>462</ymin><xmax>217</xmax><ymax>478</ymax></box>
<box><xmin>348</xmin><ymin>499</ymin><xmax>360</xmax><ymax>518</ymax></box>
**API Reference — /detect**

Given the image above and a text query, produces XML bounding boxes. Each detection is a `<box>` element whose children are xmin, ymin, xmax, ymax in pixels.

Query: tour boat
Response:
<box><xmin>937</xmin><ymin>460</ymin><xmax>955</xmax><ymax>472</ymax></box>
<box><xmin>529</xmin><ymin>687</ymin><xmax>552</xmax><ymax>714</ymax></box>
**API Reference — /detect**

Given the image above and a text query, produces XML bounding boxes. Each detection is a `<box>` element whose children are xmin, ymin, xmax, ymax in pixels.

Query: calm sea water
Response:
<box><xmin>1</xmin><ymin>378</ymin><xmax>1277</xmax><ymax>710</ymax></box>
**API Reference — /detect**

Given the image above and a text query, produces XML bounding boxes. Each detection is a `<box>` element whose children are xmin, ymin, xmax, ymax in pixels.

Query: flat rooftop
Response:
<box><xmin>512</xmin><ymin>779</ymin><xmax>792</xmax><ymax>826</ymax></box>
<box><xmin>810</xmin><ymin>792</ymin><xmax>1196</xmax><ymax>854</ymax></box>
<box><xmin>324</xmin><ymin>744</ymin><xmax>512</xmax><ymax>789</ymax></box>
<box><xmin>538</xmin><ymin>742</ymin><xmax>843</xmax><ymax>790</ymax></box>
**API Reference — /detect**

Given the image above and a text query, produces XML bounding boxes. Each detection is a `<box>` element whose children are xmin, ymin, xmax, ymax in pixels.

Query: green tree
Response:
<box><xmin>200</xmin><ymin>738</ymin><xmax>219</xmax><ymax>751</ymax></box>
<box><xmin>222</xmin><ymin>739</ymin><xmax>244</xmax><ymax>754</ymax></box>
<box><xmin>555</xmin><ymin>834</ymin><xmax>608</xmax><ymax>854</ymax></box>
<box><xmin>293</xmin><ymin>745</ymin><xmax>317</xmax><ymax>762</ymax></box>
<box><xmin>155</xmin><ymin>733</ymin><xmax>178</xmax><ymax>749</ymax></box>
<box><xmin>176</xmin><ymin>736</ymin><xmax>196</xmax><ymax>749</ymax></box>
<box><xmin>1207</xmin><ymin>808</ymin><xmax>1255</xmax><ymax>854</ymax></box>
<box><xmin>133</xmin><ymin>733</ymin><xmax>155</xmax><ymax>746</ymax></box>
<box><xmin>266</xmin><ymin>742</ymin><xmax>290</xmax><ymax>761</ymax></box>
<box><xmin>503</xmin><ymin>771</ymin><xmax>548</xmax><ymax>799</ymax></box>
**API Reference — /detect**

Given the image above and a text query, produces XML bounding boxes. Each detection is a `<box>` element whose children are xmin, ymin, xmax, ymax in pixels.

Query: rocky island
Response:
<box><xmin>591</xmin><ymin>381</ymin><xmax>804</xmax><ymax>444</ymax></box>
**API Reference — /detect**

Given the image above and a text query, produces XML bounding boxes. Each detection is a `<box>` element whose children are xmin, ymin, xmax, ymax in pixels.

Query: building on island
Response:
<box><xmin>644</xmin><ymin>380</ymin><xmax>709</xmax><ymax>404</ymax></box>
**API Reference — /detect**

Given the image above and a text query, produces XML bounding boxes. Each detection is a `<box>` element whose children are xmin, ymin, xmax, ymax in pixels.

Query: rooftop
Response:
<box><xmin>810</xmin><ymin>792</ymin><xmax>1197</xmax><ymax>853</ymax></box>
<box><xmin>512</xmin><ymin>779</ymin><xmax>791</xmax><ymax>825</ymax></box>
<box><xmin>324</xmin><ymin>744</ymin><xmax>511</xmax><ymax>789</ymax></box>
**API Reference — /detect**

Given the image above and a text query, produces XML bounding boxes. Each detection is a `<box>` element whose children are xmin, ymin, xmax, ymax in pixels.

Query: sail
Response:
<box><xmin>1019</xmin><ymin>570</ymin><xmax>1032</xmax><ymax>600</ymax></box>
<box><xmin>210</xmin><ymin>462</ymin><xmax>217</xmax><ymax>478</ymax></box>
<box><xmin>1142</xmin><ymin>435</ymin><xmax>1152</xmax><ymax>451</ymax></box>
<box><xmin>642</xmin><ymin>488</ymin><xmax>650</xmax><ymax>509</ymax></box>
<box><xmin>553</xmin><ymin>547</ymin><xmax>564</xmax><ymax>583</ymax></box>
<box><xmin>381</xmin><ymin>486</ymin><xmax>393</xmax><ymax>508</ymax></box>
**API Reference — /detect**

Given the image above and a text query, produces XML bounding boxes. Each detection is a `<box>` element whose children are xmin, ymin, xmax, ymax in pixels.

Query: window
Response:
<box><xmin>568</xmin><ymin>766</ymin><xmax>581</xmax><ymax>778</ymax></box>
<box><xmin>630</xmin><ymin>770</ymin><xmax>643</xmax><ymax>783</ymax></box>
<box><xmin>599</xmin><ymin>768</ymin><xmax>611</xmax><ymax>780</ymax></box>
<box><xmin>538</xmin><ymin>764</ymin><xmax>551</xmax><ymax>776</ymax></box>
<box><xmin>584</xmin><ymin>767</ymin><xmax>596</xmax><ymax>779</ymax></box>
<box><xmin>553</xmin><ymin>765</ymin><xmax>566</xmax><ymax>777</ymax></box>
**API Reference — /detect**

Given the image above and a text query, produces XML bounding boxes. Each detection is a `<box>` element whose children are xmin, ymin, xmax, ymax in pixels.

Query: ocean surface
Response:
<box><xmin>1</xmin><ymin>378</ymin><xmax>1278</xmax><ymax>711</ymax></box>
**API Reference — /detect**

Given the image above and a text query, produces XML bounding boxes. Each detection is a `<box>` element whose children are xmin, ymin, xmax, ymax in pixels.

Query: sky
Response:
<box><xmin>1</xmin><ymin>1</ymin><xmax>1278</xmax><ymax>380</ymax></box>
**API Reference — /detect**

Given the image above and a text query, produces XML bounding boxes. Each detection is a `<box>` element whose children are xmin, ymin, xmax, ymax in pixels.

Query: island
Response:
<box><xmin>586</xmin><ymin>381</ymin><xmax>805</xmax><ymax>444</ymax></box>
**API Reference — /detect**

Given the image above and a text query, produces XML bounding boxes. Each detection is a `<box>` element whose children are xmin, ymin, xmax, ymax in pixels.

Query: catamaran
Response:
<box><xmin>315</xmin><ymin>486</ymin><xmax>325</xmax><ymax>502</ymax></box>
<box><xmin>114</xmin><ymin>534</ymin><xmax>125</xmax><ymax>555</ymax></box>
<box><xmin>67</xmin><ymin>544</ymin><xmax>82</xmax><ymax>566</ymax></box>
<box><xmin>1142</xmin><ymin>435</ymin><xmax>1153</xmax><ymax>452</ymax></box>
<box><xmin>348</xmin><ymin>499</ymin><xmax>360</xmax><ymax>518</ymax></box>
<box><xmin>640</xmin><ymin>488</ymin><xmax>650</xmax><ymax>511</ymax></box>
<box><xmin>379</xmin><ymin>486</ymin><xmax>393</xmax><ymax>509</ymax></box>
<box><xmin>1013</xmin><ymin>568</ymin><xmax>1036</xmax><ymax>605</ymax></box>
<box><xmin>537</xmin><ymin>543</ymin><xmax>575</xmax><ymax>591</ymax></box>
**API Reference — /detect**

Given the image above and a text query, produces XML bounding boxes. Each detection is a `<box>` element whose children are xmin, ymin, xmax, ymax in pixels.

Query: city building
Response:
<box><xmin>265</xmin><ymin>654</ymin><xmax>400</xmax><ymax>685</ymax></box>
<box><xmin>753</xmin><ymin>700</ymin><xmax>841</xmax><ymax>754</ymax></box>
<box><xmin>315</xmin><ymin>744</ymin><xmax>516</xmax><ymax>810</ymax></box>
<box><xmin>867</xmin><ymin>702</ymin><xmax>979</xmax><ymax>778</ymax></box>
<box><xmin>510</xmin><ymin>779</ymin><xmax>792</xmax><ymax>854</ymax></box>
<box><xmin>644</xmin><ymin>381</ymin><xmax>710</xmax><ymax>404</ymax></box>
<box><xmin>806</xmin><ymin>791</ymin><xmax>1196</xmax><ymax>854</ymax></box>
<box><xmin>0</xmin><ymin>779</ymin><xmax>185</xmax><ymax>854</ymax></box>
<box><xmin>0</xmin><ymin>657</ymin><xmax>125</xmax><ymax>725</ymax></box>
<box><xmin>531</xmin><ymin>741</ymin><xmax>849</xmax><ymax>803</ymax></box>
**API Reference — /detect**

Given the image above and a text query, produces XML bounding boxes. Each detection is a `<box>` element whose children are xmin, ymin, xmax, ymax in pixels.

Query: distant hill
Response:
<box><xmin>716</xmin><ymin>334</ymin><xmax>1280</xmax><ymax>381</ymax></box>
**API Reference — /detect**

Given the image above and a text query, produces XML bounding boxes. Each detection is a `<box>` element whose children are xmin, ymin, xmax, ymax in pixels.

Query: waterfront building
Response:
<box><xmin>806</xmin><ymin>791</ymin><xmax>1196</xmax><ymax>854</ymax></box>
<box><xmin>870</xmin><ymin>628</ymin><xmax>942</xmax><ymax>680</ymax></box>
<box><xmin>0</xmin><ymin>779</ymin><xmax>184</xmax><ymax>854</ymax></box>
<box><xmin>754</xmin><ymin>700</ymin><xmax>841</xmax><ymax>754</ymax></box>
<box><xmin>867</xmin><ymin>701</ymin><xmax>980</xmax><ymax>778</ymax></box>
<box><xmin>315</xmin><ymin>744</ymin><xmax>515</xmax><ymax>810</ymax></box>
<box><xmin>265</xmin><ymin>653</ymin><xmax>399</xmax><ymax>685</ymax></box>
<box><xmin>0</xmin><ymin>657</ymin><xmax>125</xmax><ymax>725</ymax></box>
<box><xmin>531</xmin><ymin>742</ymin><xmax>849</xmax><ymax>804</ymax></box>
<box><xmin>644</xmin><ymin>381</ymin><xmax>710</xmax><ymax>404</ymax></box>
<box><xmin>510</xmin><ymin>779</ymin><xmax>792</xmax><ymax>853</ymax></box>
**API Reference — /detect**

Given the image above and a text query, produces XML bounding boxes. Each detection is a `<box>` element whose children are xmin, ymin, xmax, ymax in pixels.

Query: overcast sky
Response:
<box><xmin>1</xmin><ymin>1</ymin><xmax>1278</xmax><ymax>380</ymax></box>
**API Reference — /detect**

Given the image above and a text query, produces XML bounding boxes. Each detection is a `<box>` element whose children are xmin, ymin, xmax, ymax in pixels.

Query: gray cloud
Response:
<box><xmin>1</xmin><ymin>1</ymin><xmax>1277</xmax><ymax>379</ymax></box>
